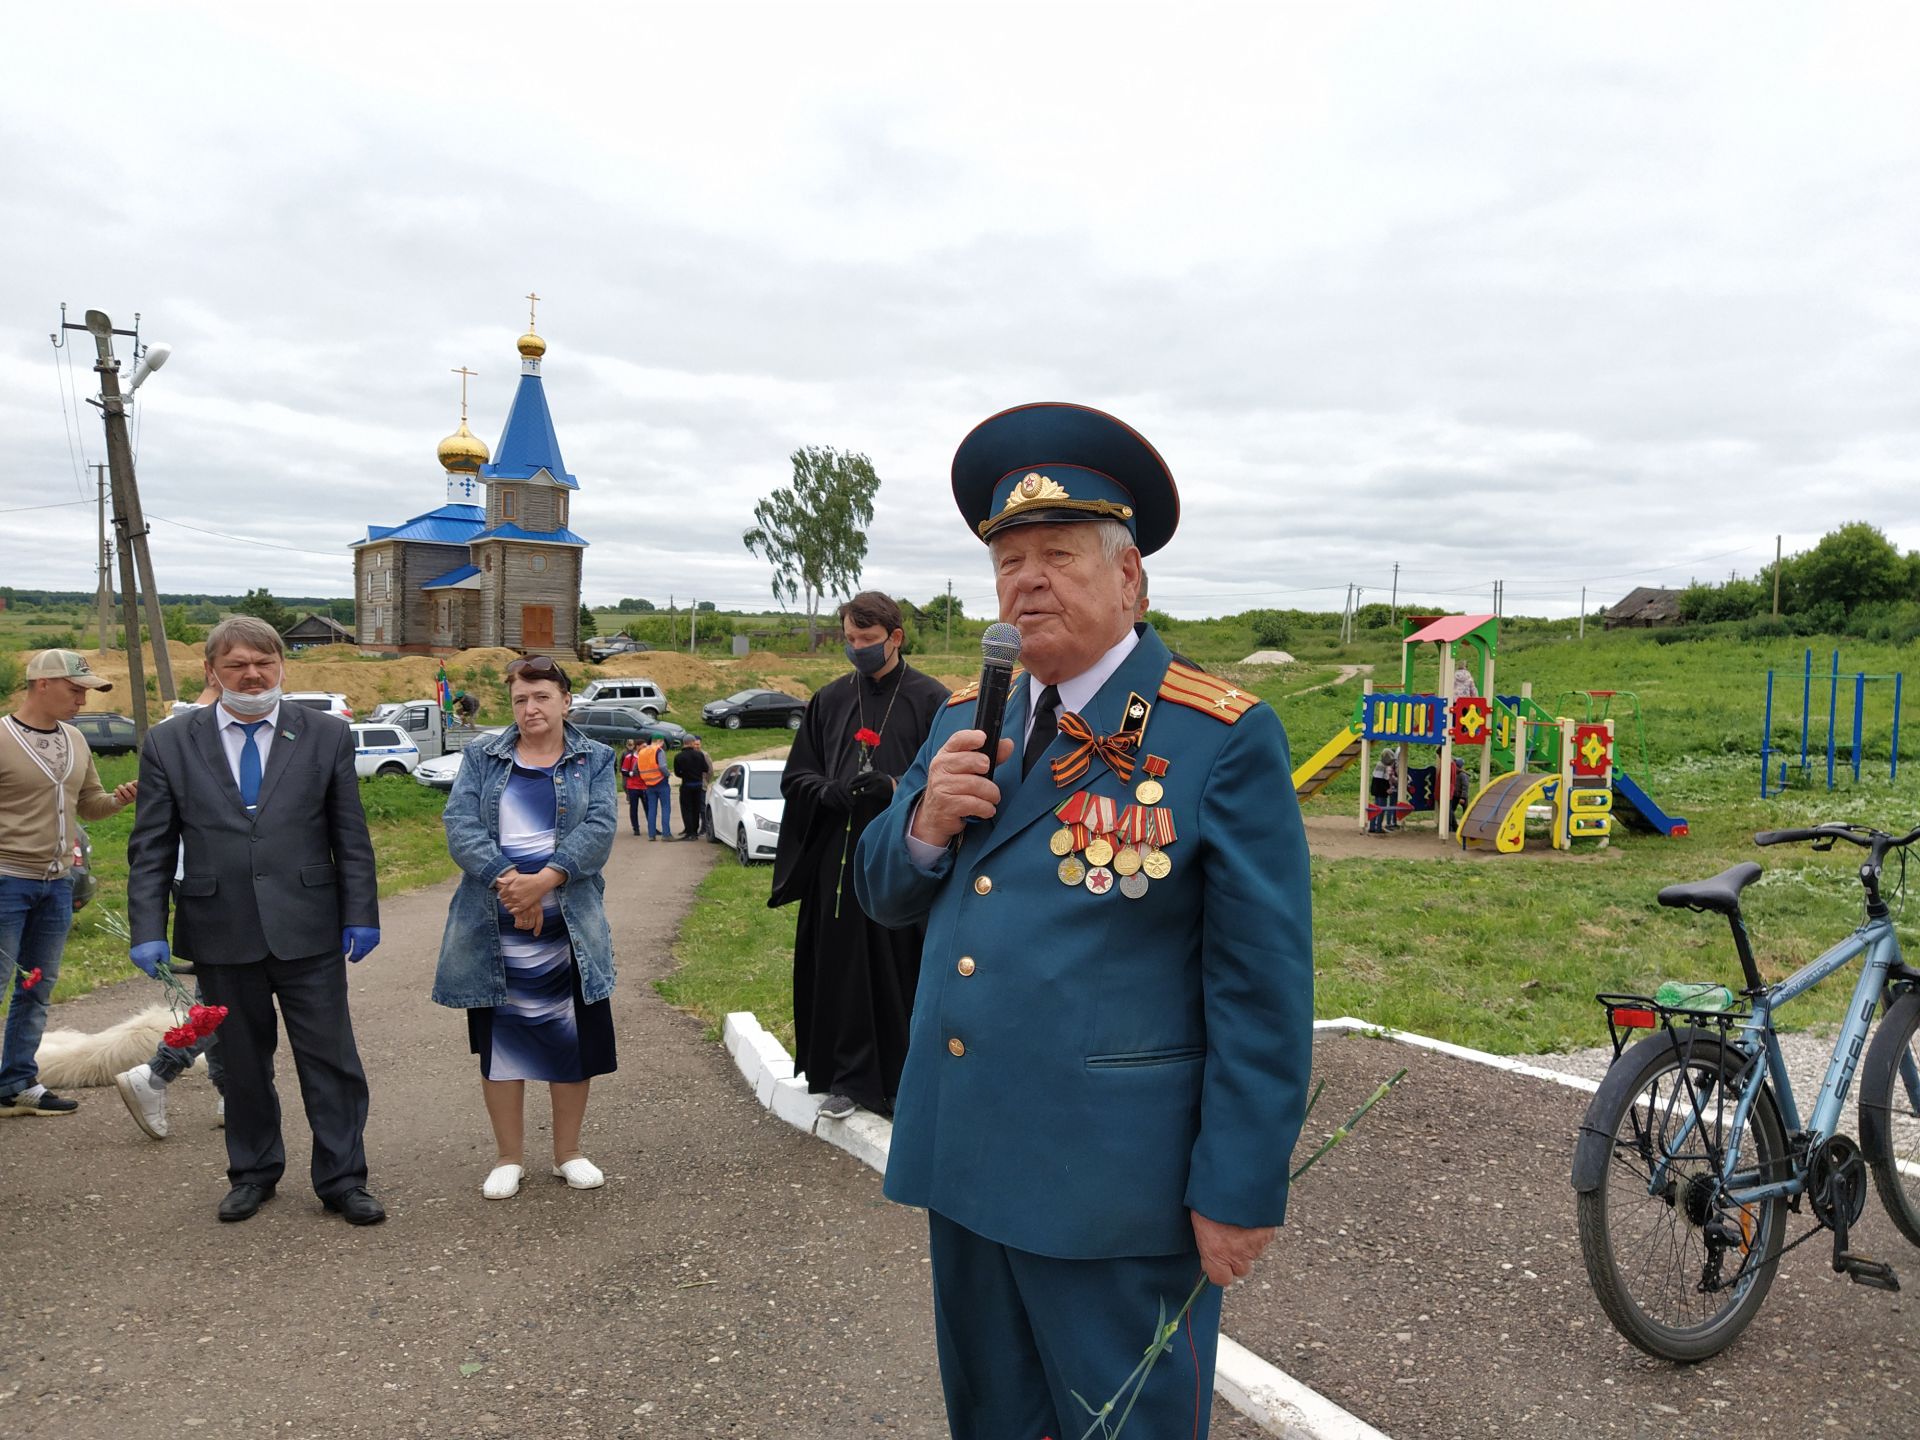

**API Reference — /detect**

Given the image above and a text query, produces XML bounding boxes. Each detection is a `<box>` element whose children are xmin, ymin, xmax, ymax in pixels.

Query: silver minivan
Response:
<box><xmin>572</xmin><ymin>677</ymin><xmax>670</xmax><ymax>719</ymax></box>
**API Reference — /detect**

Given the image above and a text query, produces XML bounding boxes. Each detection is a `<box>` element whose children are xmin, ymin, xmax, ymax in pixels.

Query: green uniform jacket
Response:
<box><xmin>855</xmin><ymin>626</ymin><xmax>1313</xmax><ymax>1259</ymax></box>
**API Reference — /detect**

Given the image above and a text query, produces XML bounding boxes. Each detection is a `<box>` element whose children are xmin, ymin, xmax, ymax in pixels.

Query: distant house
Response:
<box><xmin>282</xmin><ymin>613</ymin><xmax>354</xmax><ymax>649</ymax></box>
<box><xmin>1603</xmin><ymin>587</ymin><xmax>1684</xmax><ymax>630</ymax></box>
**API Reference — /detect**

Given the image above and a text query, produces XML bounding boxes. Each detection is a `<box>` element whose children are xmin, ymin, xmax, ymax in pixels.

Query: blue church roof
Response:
<box><xmin>420</xmin><ymin>564</ymin><xmax>482</xmax><ymax>590</ymax></box>
<box><xmin>354</xmin><ymin>503</ymin><xmax>486</xmax><ymax>547</ymax></box>
<box><xmin>480</xmin><ymin>372</ymin><xmax>579</xmax><ymax>489</ymax></box>
<box><xmin>469</xmin><ymin>522</ymin><xmax>590</xmax><ymax>548</ymax></box>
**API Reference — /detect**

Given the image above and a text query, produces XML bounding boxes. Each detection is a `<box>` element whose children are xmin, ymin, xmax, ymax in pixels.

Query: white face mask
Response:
<box><xmin>221</xmin><ymin>684</ymin><xmax>282</xmax><ymax>718</ymax></box>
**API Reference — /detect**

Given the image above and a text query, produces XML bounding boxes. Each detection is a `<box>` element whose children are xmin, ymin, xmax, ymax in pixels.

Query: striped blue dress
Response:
<box><xmin>468</xmin><ymin>761</ymin><xmax>616</xmax><ymax>1083</ymax></box>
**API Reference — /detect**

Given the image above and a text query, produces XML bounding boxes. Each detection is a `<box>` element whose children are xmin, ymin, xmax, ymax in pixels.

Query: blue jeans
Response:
<box><xmin>0</xmin><ymin>875</ymin><xmax>74</xmax><ymax>1096</ymax></box>
<box><xmin>640</xmin><ymin>784</ymin><xmax>670</xmax><ymax>838</ymax></box>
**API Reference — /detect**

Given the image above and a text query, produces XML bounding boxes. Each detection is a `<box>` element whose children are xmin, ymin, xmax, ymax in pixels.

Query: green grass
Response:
<box><xmin>657</xmin><ymin>856</ymin><xmax>796</xmax><ymax>1050</ymax></box>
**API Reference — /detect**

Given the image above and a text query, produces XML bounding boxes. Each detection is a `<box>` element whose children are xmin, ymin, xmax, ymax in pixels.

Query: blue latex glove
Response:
<box><xmin>130</xmin><ymin>941</ymin><xmax>170</xmax><ymax>978</ymax></box>
<box><xmin>342</xmin><ymin>927</ymin><xmax>381</xmax><ymax>963</ymax></box>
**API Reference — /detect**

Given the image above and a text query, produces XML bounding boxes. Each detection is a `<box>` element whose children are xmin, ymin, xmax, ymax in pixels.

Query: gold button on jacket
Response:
<box><xmin>973</xmin><ymin>875</ymin><xmax>992</xmax><ymax>895</ymax></box>
<box><xmin>957</xmin><ymin>956</ymin><xmax>976</xmax><ymax>976</ymax></box>
<box><xmin>947</xmin><ymin>1037</ymin><xmax>966</xmax><ymax>1057</ymax></box>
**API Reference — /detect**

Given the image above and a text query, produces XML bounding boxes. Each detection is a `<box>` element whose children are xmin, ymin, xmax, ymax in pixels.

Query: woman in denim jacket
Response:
<box><xmin>433</xmin><ymin>657</ymin><xmax>618</xmax><ymax>1200</ymax></box>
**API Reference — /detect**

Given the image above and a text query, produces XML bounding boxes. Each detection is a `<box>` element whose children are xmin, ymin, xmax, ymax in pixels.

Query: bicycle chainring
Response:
<box><xmin>1808</xmin><ymin>1134</ymin><xmax>1868</xmax><ymax>1230</ymax></box>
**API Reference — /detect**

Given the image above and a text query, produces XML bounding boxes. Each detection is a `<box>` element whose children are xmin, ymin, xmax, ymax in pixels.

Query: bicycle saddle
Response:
<box><xmin>1657</xmin><ymin>862</ymin><xmax>1763</xmax><ymax>916</ymax></box>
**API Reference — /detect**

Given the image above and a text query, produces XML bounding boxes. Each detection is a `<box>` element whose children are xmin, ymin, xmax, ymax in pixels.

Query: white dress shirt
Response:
<box><xmin>215</xmin><ymin>701</ymin><xmax>283</xmax><ymax>789</ymax></box>
<box><xmin>906</xmin><ymin>627</ymin><xmax>1141</xmax><ymax>868</ymax></box>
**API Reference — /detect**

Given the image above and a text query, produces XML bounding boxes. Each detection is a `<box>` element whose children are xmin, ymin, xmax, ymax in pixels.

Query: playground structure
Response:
<box><xmin>1759</xmin><ymin>649</ymin><xmax>1904</xmax><ymax>798</ymax></box>
<box><xmin>1290</xmin><ymin>614</ymin><xmax>1690</xmax><ymax>854</ymax></box>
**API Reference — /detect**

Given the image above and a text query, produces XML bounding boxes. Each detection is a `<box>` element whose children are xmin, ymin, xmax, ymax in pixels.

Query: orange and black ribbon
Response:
<box><xmin>1050</xmin><ymin>711</ymin><xmax>1141</xmax><ymax>787</ymax></box>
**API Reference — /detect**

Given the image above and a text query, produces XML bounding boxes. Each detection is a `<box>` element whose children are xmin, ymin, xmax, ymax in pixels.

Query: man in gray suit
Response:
<box><xmin>126</xmin><ymin>617</ymin><xmax>385</xmax><ymax>1224</ymax></box>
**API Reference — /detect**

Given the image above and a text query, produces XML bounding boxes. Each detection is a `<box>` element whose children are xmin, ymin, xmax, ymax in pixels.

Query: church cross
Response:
<box><xmin>451</xmin><ymin>365</ymin><xmax>478</xmax><ymax>421</ymax></box>
<box><xmin>525</xmin><ymin>291</ymin><xmax>541</xmax><ymax>331</ymax></box>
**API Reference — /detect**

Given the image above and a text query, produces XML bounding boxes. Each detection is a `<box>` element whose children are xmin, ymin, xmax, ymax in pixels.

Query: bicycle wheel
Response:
<box><xmin>1860</xmin><ymin>987</ymin><xmax>1920</xmax><ymax>1247</ymax></box>
<box><xmin>1576</xmin><ymin>1032</ymin><xmax>1789</xmax><ymax>1362</ymax></box>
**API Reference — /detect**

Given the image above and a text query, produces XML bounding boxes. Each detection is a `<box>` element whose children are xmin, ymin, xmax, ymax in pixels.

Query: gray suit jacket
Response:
<box><xmin>127</xmin><ymin>703</ymin><xmax>378</xmax><ymax>964</ymax></box>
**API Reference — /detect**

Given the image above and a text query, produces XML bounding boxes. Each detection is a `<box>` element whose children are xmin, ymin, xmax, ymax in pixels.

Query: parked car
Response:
<box><xmin>573</xmin><ymin>676</ymin><xmax>670</xmax><ymax>718</ymax></box>
<box><xmin>567</xmin><ymin>704</ymin><xmax>689</xmax><ymax>750</ymax></box>
<box><xmin>413</xmin><ymin>727</ymin><xmax>508</xmax><ymax>791</ymax></box>
<box><xmin>349</xmin><ymin>723</ymin><xmax>420</xmax><ymax>779</ymax></box>
<box><xmin>586</xmin><ymin>635</ymin><xmax>652</xmax><ymax>660</ymax></box>
<box><xmin>285</xmin><ymin>691</ymin><xmax>355</xmax><ymax>721</ymax></box>
<box><xmin>367</xmin><ymin>700</ymin><xmax>482</xmax><ymax>758</ymax></box>
<box><xmin>702</xmin><ymin>689</ymin><xmax>806</xmax><ymax>731</ymax></box>
<box><xmin>70</xmin><ymin>712</ymin><xmax>139</xmax><ymax>756</ymax></box>
<box><xmin>707</xmin><ymin>759</ymin><xmax>786</xmax><ymax>864</ymax></box>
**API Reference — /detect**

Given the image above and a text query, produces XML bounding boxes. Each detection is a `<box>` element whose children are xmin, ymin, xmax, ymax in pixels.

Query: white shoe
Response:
<box><xmin>482</xmin><ymin>1163</ymin><xmax>524</xmax><ymax>1200</ymax></box>
<box><xmin>113</xmin><ymin>1064</ymin><xmax>168</xmax><ymax>1140</ymax></box>
<box><xmin>550</xmin><ymin>1156</ymin><xmax>604</xmax><ymax>1190</ymax></box>
<box><xmin>215</xmin><ymin>1096</ymin><xmax>225</xmax><ymax>1129</ymax></box>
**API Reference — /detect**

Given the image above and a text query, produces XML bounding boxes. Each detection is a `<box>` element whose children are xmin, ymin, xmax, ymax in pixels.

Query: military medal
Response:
<box><xmin>1135</xmin><ymin>754</ymin><xmax>1169</xmax><ymax>805</ymax></box>
<box><xmin>1142</xmin><ymin>847</ymin><xmax>1172</xmax><ymax>880</ymax></box>
<box><xmin>1057</xmin><ymin>854</ymin><xmax>1087</xmax><ymax>886</ymax></box>
<box><xmin>1112</xmin><ymin>845</ymin><xmax>1142</xmax><ymax>877</ymax></box>
<box><xmin>1049</xmin><ymin>827</ymin><xmax>1076</xmax><ymax>857</ymax></box>
<box><xmin>1084</xmin><ymin>835</ymin><xmax>1114</xmax><ymax>868</ymax></box>
<box><xmin>1119</xmin><ymin>870</ymin><xmax>1150</xmax><ymax>899</ymax></box>
<box><xmin>1084</xmin><ymin>865</ymin><xmax>1114</xmax><ymax>895</ymax></box>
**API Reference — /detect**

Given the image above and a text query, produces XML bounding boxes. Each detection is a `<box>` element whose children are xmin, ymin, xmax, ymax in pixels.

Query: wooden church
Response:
<box><xmin>351</xmin><ymin>305</ymin><xmax>587</xmax><ymax>657</ymax></box>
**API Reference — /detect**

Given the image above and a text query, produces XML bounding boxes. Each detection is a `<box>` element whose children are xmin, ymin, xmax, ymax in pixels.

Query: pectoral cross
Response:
<box><xmin>451</xmin><ymin>365</ymin><xmax>478</xmax><ymax>420</ymax></box>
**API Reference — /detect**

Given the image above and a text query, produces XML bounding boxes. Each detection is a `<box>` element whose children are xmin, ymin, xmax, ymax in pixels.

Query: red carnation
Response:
<box><xmin>855</xmin><ymin>728</ymin><xmax>882</xmax><ymax>748</ymax></box>
<box><xmin>163</xmin><ymin>1025</ymin><xmax>197</xmax><ymax>1049</ymax></box>
<box><xmin>19</xmin><ymin>967</ymin><xmax>42</xmax><ymax>990</ymax></box>
<box><xmin>187</xmin><ymin>1004</ymin><xmax>229</xmax><ymax>1039</ymax></box>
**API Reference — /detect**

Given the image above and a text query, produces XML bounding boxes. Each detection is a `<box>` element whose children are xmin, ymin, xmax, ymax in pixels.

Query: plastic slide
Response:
<box><xmin>1457</xmin><ymin>771</ymin><xmax>1557</xmax><ymax>852</ymax></box>
<box><xmin>1293</xmin><ymin>725</ymin><xmax>1362</xmax><ymax>799</ymax></box>
<box><xmin>1611</xmin><ymin>769</ymin><xmax>1689</xmax><ymax>836</ymax></box>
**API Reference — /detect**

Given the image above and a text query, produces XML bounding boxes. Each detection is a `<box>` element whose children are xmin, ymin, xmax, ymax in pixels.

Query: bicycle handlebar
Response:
<box><xmin>1754</xmin><ymin>824</ymin><xmax>1920</xmax><ymax>850</ymax></box>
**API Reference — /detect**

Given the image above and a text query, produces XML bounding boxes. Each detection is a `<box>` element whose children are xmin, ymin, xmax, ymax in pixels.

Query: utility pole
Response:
<box><xmin>1390</xmin><ymin>562</ymin><xmax>1399</xmax><ymax>625</ymax></box>
<box><xmin>669</xmin><ymin>594</ymin><xmax>677</xmax><ymax>650</ymax></box>
<box><xmin>94</xmin><ymin>463</ymin><xmax>112</xmax><ymax>651</ymax></box>
<box><xmin>690</xmin><ymin>598</ymin><xmax>697</xmax><ymax>654</ymax></box>
<box><xmin>64</xmin><ymin>309</ymin><xmax>176</xmax><ymax>740</ymax></box>
<box><xmin>1579</xmin><ymin>585</ymin><xmax>1587</xmax><ymax>641</ymax></box>
<box><xmin>1772</xmin><ymin>534</ymin><xmax>1783</xmax><ymax>617</ymax></box>
<box><xmin>945</xmin><ymin>579</ymin><xmax>954</xmax><ymax>653</ymax></box>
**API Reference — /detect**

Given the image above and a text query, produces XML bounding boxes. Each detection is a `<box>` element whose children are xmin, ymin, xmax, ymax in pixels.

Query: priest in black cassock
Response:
<box><xmin>771</xmin><ymin>592</ymin><xmax>949</xmax><ymax>1121</ymax></box>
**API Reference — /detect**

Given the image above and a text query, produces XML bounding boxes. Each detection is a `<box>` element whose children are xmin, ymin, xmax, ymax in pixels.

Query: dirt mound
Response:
<box><xmin>588</xmin><ymin>652</ymin><xmax>735</xmax><ymax>689</ymax></box>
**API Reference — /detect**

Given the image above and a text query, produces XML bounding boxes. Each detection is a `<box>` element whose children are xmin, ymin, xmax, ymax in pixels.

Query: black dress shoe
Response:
<box><xmin>323</xmin><ymin>1187</ymin><xmax>387</xmax><ymax>1226</ymax></box>
<box><xmin>218</xmin><ymin>1182</ymin><xmax>275</xmax><ymax>1222</ymax></box>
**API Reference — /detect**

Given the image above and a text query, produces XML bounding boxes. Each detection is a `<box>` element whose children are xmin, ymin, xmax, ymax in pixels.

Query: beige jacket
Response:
<box><xmin>0</xmin><ymin>718</ymin><xmax>121</xmax><ymax>879</ymax></box>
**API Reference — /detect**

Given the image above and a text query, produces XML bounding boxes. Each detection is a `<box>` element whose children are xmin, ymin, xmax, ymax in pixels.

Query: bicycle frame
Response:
<box><xmin>1665</xmin><ymin>915</ymin><xmax>1908</xmax><ymax>1208</ymax></box>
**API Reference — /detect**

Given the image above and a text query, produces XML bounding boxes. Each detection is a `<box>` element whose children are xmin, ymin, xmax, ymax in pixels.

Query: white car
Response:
<box><xmin>411</xmin><ymin>727</ymin><xmax>508</xmax><ymax>791</ymax></box>
<box><xmin>707</xmin><ymin>759</ymin><xmax>786</xmax><ymax>864</ymax></box>
<box><xmin>350</xmin><ymin>723</ymin><xmax>420</xmax><ymax>779</ymax></box>
<box><xmin>286</xmin><ymin>691</ymin><xmax>355</xmax><ymax>721</ymax></box>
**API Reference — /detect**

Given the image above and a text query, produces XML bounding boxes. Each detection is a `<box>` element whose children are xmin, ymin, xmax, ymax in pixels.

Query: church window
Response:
<box><xmin>531</xmin><ymin>554</ymin><xmax>547</xmax><ymax>573</ymax></box>
<box><xmin>501</xmin><ymin>490</ymin><xmax>517</xmax><ymax>521</ymax></box>
<box><xmin>484</xmin><ymin>554</ymin><xmax>494</xmax><ymax>573</ymax></box>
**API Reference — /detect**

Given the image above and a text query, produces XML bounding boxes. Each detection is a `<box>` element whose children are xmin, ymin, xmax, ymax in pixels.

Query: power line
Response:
<box><xmin>51</xmin><ymin>346</ymin><xmax>88</xmax><ymax>500</ymax></box>
<box><xmin>147</xmin><ymin>512</ymin><xmax>348</xmax><ymax>559</ymax></box>
<box><xmin>0</xmin><ymin>498</ymin><xmax>94</xmax><ymax>516</ymax></box>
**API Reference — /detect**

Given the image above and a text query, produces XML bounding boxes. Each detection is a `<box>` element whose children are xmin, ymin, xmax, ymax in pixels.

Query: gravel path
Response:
<box><xmin>0</xmin><ymin>833</ymin><xmax>1272</xmax><ymax>1439</ymax></box>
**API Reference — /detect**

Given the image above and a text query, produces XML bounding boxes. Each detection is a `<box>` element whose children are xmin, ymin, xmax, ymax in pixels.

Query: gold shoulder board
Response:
<box><xmin>1158</xmin><ymin>661</ymin><xmax>1255</xmax><ymax>724</ymax></box>
<box><xmin>945</xmin><ymin>666</ymin><xmax>1024</xmax><ymax>708</ymax></box>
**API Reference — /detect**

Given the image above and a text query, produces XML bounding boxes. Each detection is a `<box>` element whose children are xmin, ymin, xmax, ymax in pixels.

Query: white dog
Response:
<box><xmin>32</xmin><ymin>1007</ymin><xmax>202</xmax><ymax>1090</ymax></box>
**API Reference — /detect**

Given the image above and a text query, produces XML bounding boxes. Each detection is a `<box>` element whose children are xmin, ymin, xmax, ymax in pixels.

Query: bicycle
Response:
<box><xmin>1571</xmin><ymin>822</ymin><xmax>1920</xmax><ymax>1362</ymax></box>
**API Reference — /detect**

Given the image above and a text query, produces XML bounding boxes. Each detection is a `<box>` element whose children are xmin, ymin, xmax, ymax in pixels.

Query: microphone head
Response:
<box><xmin>981</xmin><ymin>622</ymin><xmax>1022</xmax><ymax>669</ymax></box>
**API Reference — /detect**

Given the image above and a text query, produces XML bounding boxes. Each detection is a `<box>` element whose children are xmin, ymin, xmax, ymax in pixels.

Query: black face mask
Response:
<box><xmin>845</xmin><ymin>639</ymin><xmax>891</xmax><ymax>675</ymax></box>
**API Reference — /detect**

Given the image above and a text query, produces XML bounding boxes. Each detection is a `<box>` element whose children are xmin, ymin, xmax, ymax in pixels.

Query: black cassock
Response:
<box><xmin>771</xmin><ymin>661</ymin><xmax>949</xmax><ymax>1113</ymax></box>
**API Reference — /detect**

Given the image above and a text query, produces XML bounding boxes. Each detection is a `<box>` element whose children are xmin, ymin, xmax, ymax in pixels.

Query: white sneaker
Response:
<box><xmin>550</xmin><ymin>1156</ymin><xmax>605</xmax><ymax>1190</ymax></box>
<box><xmin>482</xmin><ymin>1163</ymin><xmax>524</xmax><ymax>1200</ymax></box>
<box><xmin>113</xmin><ymin>1064</ymin><xmax>169</xmax><ymax>1140</ymax></box>
<box><xmin>215</xmin><ymin>1096</ymin><xmax>225</xmax><ymax>1129</ymax></box>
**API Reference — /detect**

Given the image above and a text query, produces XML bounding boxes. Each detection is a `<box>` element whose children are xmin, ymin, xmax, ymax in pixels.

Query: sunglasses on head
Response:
<box><xmin>506</xmin><ymin>655</ymin><xmax>570</xmax><ymax>690</ymax></box>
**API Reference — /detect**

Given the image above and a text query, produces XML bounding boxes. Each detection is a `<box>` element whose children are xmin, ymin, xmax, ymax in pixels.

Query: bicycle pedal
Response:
<box><xmin>1834</xmin><ymin>1252</ymin><xmax>1901</xmax><ymax>1292</ymax></box>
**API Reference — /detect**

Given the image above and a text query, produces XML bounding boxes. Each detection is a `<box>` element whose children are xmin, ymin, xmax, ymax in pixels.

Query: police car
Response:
<box><xmin>349</xmin><ymin>723</ymin><xmax>421</xmax><ymax>779</ymax></box>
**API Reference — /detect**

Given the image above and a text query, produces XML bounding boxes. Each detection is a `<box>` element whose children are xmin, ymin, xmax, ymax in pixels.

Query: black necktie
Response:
<box><xmin>1023</xmin><ymin>685</ymin><xmax>1060</xmax><ymax>779</ymax></box>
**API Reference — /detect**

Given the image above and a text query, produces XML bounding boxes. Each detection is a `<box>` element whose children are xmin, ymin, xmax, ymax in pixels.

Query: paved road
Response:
<box><xmin>0</xmin><ymin>832</ymin><xmax>1270</xmax><ymax>1440</ymax></box>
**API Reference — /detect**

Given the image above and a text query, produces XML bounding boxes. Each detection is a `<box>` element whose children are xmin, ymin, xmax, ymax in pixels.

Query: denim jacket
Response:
<box><xmin>431</xmin><ymin>723</ymin><xmax>618</xmax><ymax>1008</ymax></box>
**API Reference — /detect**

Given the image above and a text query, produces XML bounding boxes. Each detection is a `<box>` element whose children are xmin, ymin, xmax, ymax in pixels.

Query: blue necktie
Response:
<box><xmin>238</xmin><ymin>721</ymin><xmax>267</xmax><ymax>810</ymax></box>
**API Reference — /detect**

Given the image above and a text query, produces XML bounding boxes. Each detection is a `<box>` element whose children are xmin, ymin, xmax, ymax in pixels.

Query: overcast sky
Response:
<box><xmin>4</xmin><ymin>1</ymin><xmax>1916</xmax><ymax>621</ymax></box>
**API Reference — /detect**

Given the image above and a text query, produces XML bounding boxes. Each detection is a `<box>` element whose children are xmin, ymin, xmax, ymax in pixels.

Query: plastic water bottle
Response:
<box><xmin>1655</xmin><ymin>980</ymin><xmax>1736</xmax><ymax>1012</ymax></box>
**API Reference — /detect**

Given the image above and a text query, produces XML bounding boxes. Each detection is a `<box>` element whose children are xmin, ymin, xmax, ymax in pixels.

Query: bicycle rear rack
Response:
<box><xmin>1595</xmin><ymin>991</ymin><xmax>1756</xmax><ymax>1067</ymax></box>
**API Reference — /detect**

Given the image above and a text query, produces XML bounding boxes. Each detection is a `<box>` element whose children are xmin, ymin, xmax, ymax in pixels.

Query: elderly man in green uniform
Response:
<box><xmin>856</xmin><ymin>403</ymin><xmax>1313</xmax><ymax>1439</ymax></box>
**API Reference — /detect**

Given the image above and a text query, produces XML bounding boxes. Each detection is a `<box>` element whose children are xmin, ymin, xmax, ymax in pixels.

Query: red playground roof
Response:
<box><xmin>1405</xmin><ymin>613</ymin><xmax>1497</xmax><ymax>645</ymax></box>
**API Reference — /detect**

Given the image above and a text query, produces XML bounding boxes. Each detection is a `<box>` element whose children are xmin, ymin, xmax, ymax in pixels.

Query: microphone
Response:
<box><xmin>974</xmin><ymin>622</ymin><xmax>1022</xmax><ymax>765</ymax></box>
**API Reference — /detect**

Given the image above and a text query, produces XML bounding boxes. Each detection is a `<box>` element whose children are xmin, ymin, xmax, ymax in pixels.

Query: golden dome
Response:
<box><xmin>517</xmin><ymin>330</ymin><xmax>547</xmax><ymax>359</ymax></box>
<box><xmin>436</xmin><ymin>418</ymin><xmax>490</xmax><ymax>473</ymax></box>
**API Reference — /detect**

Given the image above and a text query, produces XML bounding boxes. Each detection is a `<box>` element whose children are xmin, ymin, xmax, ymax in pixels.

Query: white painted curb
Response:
<box><xmin>1312</xmin><ymin>1017</ymin><xmax>1601</xmax><ymax>1095</ymax></box>
<box><xmin>719</xmin><ymin>1010</ymin><xmax>1391</xmax><ymax>1440</ymax></box>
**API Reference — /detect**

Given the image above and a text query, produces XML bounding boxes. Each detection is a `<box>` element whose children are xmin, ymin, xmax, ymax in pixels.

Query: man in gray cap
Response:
<box><xmin>0</xmin><ymin>651</ymin><xmax>138</xmax><ymax>1115</ymax></box>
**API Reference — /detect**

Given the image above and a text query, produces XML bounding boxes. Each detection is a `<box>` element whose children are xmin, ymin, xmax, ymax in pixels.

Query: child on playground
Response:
<box><xmin>1369</xmin><ymin>745</ymin><xmax>1402</xmax><ymax>832</ymax></box>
